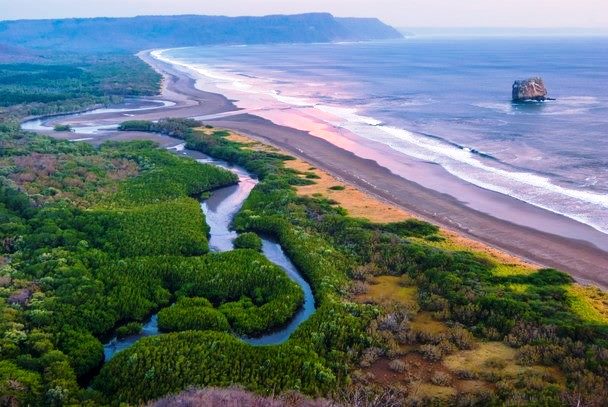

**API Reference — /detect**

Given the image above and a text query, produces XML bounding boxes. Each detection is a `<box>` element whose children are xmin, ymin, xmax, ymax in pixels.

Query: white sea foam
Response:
<box><xmin>344</xmin><ymin>121</ymin><xmax>608</xmax><ymax>234</ymax></box>
<box><xmin>475</xmin><ymin>95</ymin><xmax>600</xmax><ymax>116</ymax></box>
<box><xmin>152</xmin><ymin>48</ymin><xmax>608</xmax><ymax>235</ymax></box>
<box><xmin>315</xmin><ymin>104</ymin><xmax>382</xmax><ymax>126</ymax></box>
<box><xmin>271</xmin><ymin>91</ymin><xmax>314</xmax><ymax>107</ymax></box>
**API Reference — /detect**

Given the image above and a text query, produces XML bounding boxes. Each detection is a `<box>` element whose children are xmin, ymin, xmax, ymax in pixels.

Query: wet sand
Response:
<box><xmin>35</xmin><ymin>50</ymin><xmax>608</xmax><ymax>289</ymax></box>
<box><xmin>210</xmin><ymin>114</ymin><xmax>608</xmax><ymax>287</ymax></box>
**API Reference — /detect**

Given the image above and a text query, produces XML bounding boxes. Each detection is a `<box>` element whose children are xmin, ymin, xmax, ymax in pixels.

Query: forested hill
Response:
<box><xmin>0</xmin><ymin>13</ymin><xmax>402</xmax><ymax>53</ymax></box>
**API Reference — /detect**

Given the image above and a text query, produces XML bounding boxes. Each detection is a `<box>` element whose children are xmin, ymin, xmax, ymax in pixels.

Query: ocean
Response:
<box><xmin>157</xmin><ymin>37</ymin><xmax>608</xmax><ymax>235</ymax></box>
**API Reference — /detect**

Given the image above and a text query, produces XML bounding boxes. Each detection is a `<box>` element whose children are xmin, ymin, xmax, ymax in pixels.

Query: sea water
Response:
<box><xmin>157</xmin><ymin>37</ymin><xmax>608</xmax><ymax>235</ymax></box>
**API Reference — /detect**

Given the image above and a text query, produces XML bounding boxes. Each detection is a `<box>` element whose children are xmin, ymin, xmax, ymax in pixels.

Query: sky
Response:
<box><xmin>1</xmin><ymin>0</ymin><xmax>607</xmax><ymax>28</ymax></box>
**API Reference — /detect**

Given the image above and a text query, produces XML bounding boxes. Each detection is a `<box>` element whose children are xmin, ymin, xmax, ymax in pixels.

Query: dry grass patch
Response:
<box><xmin>455</xmin><ymin>379</ymin><xmax>489</xmax><ymax>393</ymax></box>
<box><xmin>443</xmin><ymin>341</ymin><xmax>563</xmax><ymax>383</ymax></box>
<box><xmin>285</xmin><ymin>158</ymin><xmax>411</xmax><ymax>223</ymax></box>
<box><xmin>444</xmin><ymin>342</ymin><xmax>516</xmax><ymax>374</ymax></box>
<box><xmin>224</xmin><ymin>132</ymin><xmax>280</xmax><ymax>153</ymax></box>
<box><xmin>411</xmin><ymin>382</ymin><xmax>457</xmax><ymax>399</ymax></box>
<box><xmin>194</xmin><ymin>127</ymin><xmax>280</xmax><ymax>153</ymax></box>
<box><xmin>410</xmin><ymin>312</ymin><xmax>449</xmax><ymax>336</ymax></box>
<box><xmin>356</xmin><ymin>276</ymin><xmax>418</xmax><ymax>308</ymax></box>
<box><xmin>567</xmin><ymin>284</ymin><xmax>608</xmax><ymax>324</ymax></box>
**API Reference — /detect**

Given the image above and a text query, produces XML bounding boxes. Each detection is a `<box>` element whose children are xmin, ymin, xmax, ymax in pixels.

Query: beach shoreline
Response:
<box><xmin>35</xmin><ymin>49</ymin><xmax>608</xmax><ymax>288</ymax></box>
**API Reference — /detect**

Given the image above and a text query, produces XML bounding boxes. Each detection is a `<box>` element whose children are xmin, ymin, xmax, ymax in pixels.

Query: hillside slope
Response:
<box><xmin>0</xmin><ymin>13</ymin><xmax>402</xmax><ymax>52</ymax></box>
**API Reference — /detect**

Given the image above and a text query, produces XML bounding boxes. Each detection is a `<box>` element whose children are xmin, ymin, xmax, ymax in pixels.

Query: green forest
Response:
<box><xmin>1</xmin><ymin>54</ymin><xmax>608</xmax><ymax>406</ymax></box>
<box><xmin>103</xmin><ymin>121</ymin><xmax>608</xmax><ymax>405</ymax></box>
<box><xmin>0</xmin><ymin>127</ymin><xmax>241</xmax><ymax>404</ymax></box>
<box><xmin>0</xmin><ymin>55</ymin><xmax>161</xmax><ymax>119</ymax></box>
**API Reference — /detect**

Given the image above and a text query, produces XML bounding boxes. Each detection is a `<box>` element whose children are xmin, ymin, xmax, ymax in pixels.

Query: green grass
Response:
<box><xmin>568</xmin><ymin>285</ymin><xmax>608</xmax><ymax>324</ymax></box>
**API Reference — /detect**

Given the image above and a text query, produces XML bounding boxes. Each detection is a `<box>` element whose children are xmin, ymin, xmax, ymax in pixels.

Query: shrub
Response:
<box><xmin>118</xmin><ymin>120</ymin><xmax>153</xmax><ymax>132</ymax></box>
<box><xmin>233</xmin><ymin>232</ymin><xmax>263</xmax><ymax>251</ymax></box>
<box><xmin>381</xmin><ymin>219</ymin><xmax>439</xmax><ymax>238</ymax></box>
<box><xmin>430</xmin><ymin>371</ymin><xmax>452</xmax><ymax>386</ymax></box>
<box><xmin>517</xmin><ymin>345</ymin><xmax>542</xmax><ymax>366</ymax></box>
<box><xmin>388</xmin><ymin>359</ymin><xmax>406</xmax><ymax>373</ymax></box>
<box><xmin>53</xmin><ymin>124</ymin><xmax>72</xmax><ymax>132</ymax></box>
<box><xmin>447</xmin><ymin>326</ymin><xmax>476</xmax><ymax>350</ymax></box>
<box><xmin>158</xmin><ymin>298</ymin><xmax>230</xmax><ymax>333</ymax></box>
<box><xmin>58</xmin><ymin>330</ymin><xmax>103</xmax><ymax>377</ymax></box>
<box><xmin>484</xmin><ymin>357</ymin><xmax>507</xmax><ymax>370</ymax></box>
<box><xmin>116</xmin><ymin>322</ymin><xmax>143</xmax><ymax>339</ymax></box>
<box><xmin>420</xmin><ymin>344</ymin><xmax>443</xmax><ymax>362</ymax></box>
<box><xmin>359</xmin><ymin>347</ymin><xmax>384</xmax><ymax>368</ymax></box>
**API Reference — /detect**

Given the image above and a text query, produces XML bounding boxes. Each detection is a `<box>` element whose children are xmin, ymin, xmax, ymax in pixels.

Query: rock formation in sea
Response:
<box><xmin>512</xmin><ymin>77</ymin><xmax>548</xmax><ymax>102</ymax></box>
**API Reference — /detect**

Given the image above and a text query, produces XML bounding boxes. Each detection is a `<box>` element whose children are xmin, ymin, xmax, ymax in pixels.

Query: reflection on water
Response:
<box><xmin>22</xmin><ymin>99</ymin><xmax>318</xmax><ymax>360</ymax></box>
<box><xmin>103</xmin><ymin>149</ymin><xmax>315</xmax><ymax>361</ymax></box>
<box><xmin>244</xmin><ymin>240</ymin><xmax>315</xmax><ymax>346</ymax></box>
<box><xmin>103</xmin><ymin>316</ymin><xmax>158</xmax><ymax>361</ymax></box>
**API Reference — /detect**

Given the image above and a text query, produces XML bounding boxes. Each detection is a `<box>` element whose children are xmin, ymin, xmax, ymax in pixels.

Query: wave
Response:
<box><xmin>474</xmin><ymin>95</ymin><xmax>601</xmax><ymax>116</ymax></box>
<box><xmin>153</xmin><ymin>48</ymin><xmax>608</xmax><ymax>235</ymax></box>
<box><xmin>341</xmin><ymin>121</ymin><xmax>608</xmax><ymax>234</ymax></box>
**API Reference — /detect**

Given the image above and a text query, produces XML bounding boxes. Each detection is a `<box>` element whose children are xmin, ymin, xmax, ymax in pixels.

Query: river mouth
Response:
<box><xmin>21</xmin><ymin>98</ymin><xmax>176</xmax><ymax>135</ymax></box>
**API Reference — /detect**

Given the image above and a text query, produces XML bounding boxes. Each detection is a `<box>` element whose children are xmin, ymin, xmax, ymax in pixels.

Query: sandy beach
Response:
<box><xmin>31</xmin><ymin>49</ymin><xmax>608</xmax><ymax>288</ymax></box>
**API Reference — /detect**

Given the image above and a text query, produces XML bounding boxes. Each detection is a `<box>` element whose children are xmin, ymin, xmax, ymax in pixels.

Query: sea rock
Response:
<box><xmin>512</xmin><ymin>77</ymin><xmax>548</xmax><ymax>102</ymax></box>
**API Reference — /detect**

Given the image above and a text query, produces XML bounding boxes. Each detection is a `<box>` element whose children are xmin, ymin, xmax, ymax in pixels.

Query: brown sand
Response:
<box><xmin>223</xmin><ymin>129</ymin><xmax>535</xmax><ymax>268</ymax></box>
<box><xmin>32</xmin><ymin>50</ymin><xmax>608</xmax><ymax>288</ymax></box>
<box><xmin>209</xmin><ymin>113</ymin><xmax>608</xmax><ymax>287</ymax></box>
<box><xmin>224</xmin><ymin>130</ymin><xmax>411</xmax><ymax>223</ymax></box>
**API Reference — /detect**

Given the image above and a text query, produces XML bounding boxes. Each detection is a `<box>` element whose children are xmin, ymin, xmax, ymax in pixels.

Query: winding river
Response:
<box><xmin>21</xmin><ymin>105</ymin><xmax>316</xmax><ymax>361</ymax></box>
<box><xmin>21</xmin><ymin>99</ymin><xmax>176</xmax><ymax>136</ymax></box>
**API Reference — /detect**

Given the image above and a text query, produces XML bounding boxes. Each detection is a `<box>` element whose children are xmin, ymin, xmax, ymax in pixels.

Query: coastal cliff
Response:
<box><xmin>0</xmin><ymin>13</ymin><xmax>402</xmax><ymax>52</ymax></box>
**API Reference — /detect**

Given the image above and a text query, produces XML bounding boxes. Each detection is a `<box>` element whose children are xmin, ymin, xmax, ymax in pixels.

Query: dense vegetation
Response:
<box><xmin>233</xmin><ymin>232</ymin><xmax>263</xmax><ymax>251</ymax></box>
<box><xmin>95</xmin><ymin>331</ymin><xmax>338</xmax><ymax>399</ymax></box>
<box><xmin>157</xmin><ymin>297</ymin><xmax>230</xmax><ymax>333</ymax></box>
<box><xmin>0</xmin><ymin>127</ymin><xmax>239</xmax><ymax>405</ymax></box>
<box><xmin>1</xmin><ymin>52</ymin><xmax>608</xmax><ymax>404</ymax></box>
<box><xmin>99</xmin><ymin>125</ymin><xmax>608</xmax><ymax>405</ymax></box>
<box><xmin>52</xmin><ymin>124</ymin><xmax>72</xmax><ymax>132</ymax></box>
<box><xmin>118</xmin><ymin>118</ymin><xmax>204</xmax><ymax>137</ymax></box>
<box><xmin>0</xmin><ymin>55</ymin><xmax>161</xmax><ymax>119</ymax></box>
<box><xmin>101</xmin><ymin>251</ymin><xmax>305</xmax><ymax>337</ymax></box>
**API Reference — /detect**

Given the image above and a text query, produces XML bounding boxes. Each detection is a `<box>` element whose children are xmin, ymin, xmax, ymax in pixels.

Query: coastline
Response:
<box><xmin>35</xmin><ymin>49</ymin><xmax>608</xmax><ymax>288</ymax></box>
<box><xmin>207</xmin><ymin>114</ymin><xmax>608</xmax><ymax>282</ymax></box>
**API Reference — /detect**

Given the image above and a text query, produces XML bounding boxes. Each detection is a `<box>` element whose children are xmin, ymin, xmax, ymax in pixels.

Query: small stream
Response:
<box><xmin>23</xmin><ymin>101</ymin><xmax>316</xmax><ymax>361</ymax></box>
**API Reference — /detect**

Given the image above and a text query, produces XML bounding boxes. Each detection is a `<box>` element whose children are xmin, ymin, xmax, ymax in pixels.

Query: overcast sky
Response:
<box><xmin>1</xmin><ymin>0</ymin><xmax>607</xmax><ymax>28</ymax></box>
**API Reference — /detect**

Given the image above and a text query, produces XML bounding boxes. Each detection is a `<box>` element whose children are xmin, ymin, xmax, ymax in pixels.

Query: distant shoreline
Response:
<box><xmin>35</xmin><ymin>48</ymin><xmax>608</xmax><ymax>288</ymax></box>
